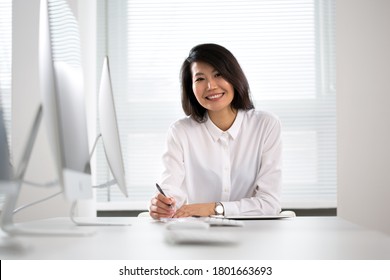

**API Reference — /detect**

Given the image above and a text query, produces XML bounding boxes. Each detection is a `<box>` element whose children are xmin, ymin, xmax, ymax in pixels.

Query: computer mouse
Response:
<box><xmin>166</xmin><ymin>220</ymin><xmax>210</xmax><ymax>230</ymax></box>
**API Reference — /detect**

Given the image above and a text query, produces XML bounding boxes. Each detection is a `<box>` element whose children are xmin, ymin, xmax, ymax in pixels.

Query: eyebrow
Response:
<box><xmin>193</xmin><ymin>70</ymin><xmax>219</xmax><ymax>77</ymax></box>
<box><xmin>193</xmin><ymin>72</ymin><xmax>204</xmax><ymax>77</ymax></box>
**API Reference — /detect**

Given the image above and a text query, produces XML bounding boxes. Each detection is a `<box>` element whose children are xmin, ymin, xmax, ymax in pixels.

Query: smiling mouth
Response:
<box><xmin>206</xmin><ymin>93</ymin><xmax>224</xmax><ymax>100</ymax></box>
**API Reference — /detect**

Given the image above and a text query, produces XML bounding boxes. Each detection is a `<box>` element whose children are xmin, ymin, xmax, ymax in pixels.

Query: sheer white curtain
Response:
<box><xmin>96</xmin><ymin>0</ymin><xmax>336</xmax><ymax>209</ymax></box>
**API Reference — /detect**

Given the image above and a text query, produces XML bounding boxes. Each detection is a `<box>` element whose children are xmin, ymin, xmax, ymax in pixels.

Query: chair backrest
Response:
<box><xmin>137</xmin><ymin>211</ymin><xmax>150</xmax><ymax>217</ymax></box>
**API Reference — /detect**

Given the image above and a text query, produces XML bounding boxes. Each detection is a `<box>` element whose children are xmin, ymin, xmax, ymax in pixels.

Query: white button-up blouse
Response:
<box><xmin>158</xmin><ymin>109</ymin><xmax>282</xmax><ymax>216</ymax></box>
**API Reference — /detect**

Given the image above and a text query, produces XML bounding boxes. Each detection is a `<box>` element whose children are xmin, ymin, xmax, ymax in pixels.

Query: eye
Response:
<box><xmin>214</xmin><ymin>72</ymin><xmax>222</xmax><ymax>78</ymax></box>
<box><xmin>194</xmin><ymin>77</ymin><xmax>205</xmax><ymax>82</ymax></box>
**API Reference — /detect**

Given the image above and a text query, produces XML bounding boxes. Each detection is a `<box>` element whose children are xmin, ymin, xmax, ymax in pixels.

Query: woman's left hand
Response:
<box><xmin>173</xmin><ymin>203</ymin><xmax>215</xmax><ymax>218</ymax></box>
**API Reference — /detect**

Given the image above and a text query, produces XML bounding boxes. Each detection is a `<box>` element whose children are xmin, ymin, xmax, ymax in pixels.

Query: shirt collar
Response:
<box><xmin>205</xmin><ymin>110</ymin><xmax>244</xmax><ymax>142</ymax></box>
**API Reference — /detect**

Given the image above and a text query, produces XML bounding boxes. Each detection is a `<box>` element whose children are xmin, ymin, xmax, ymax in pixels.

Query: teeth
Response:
<box><xmin>207</xmin><ymin>93</ymin><xmax>223</xmax><ymax>100</ymax></box>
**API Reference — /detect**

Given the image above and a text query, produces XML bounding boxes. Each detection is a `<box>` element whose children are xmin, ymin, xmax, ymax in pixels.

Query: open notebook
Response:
<box><xmin>212</xmin><ymin>210</ymin><xmax>296</xmax><ymax>220</ymax></box>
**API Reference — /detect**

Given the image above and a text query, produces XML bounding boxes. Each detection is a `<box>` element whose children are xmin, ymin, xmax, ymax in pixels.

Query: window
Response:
<box><xmin>96</xmin><ymin>0</ymin><xmax>336</xmax><ymax>210</ymax></box>
<box><xmin>0</xmin><ymin>0</ymin><xmax>12</xmax><ymax>146</ymax></box>
<box><xmin>0</xmin><ymin>0</ymin><xmax>12</xmax><ymax>207</ymax></box>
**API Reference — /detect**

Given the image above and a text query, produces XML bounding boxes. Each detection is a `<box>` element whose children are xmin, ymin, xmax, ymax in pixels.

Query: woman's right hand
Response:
<box><xmin>149</xmin><ymin>193</ymin><xmax>176</xmax><ymax>219</ymax></box>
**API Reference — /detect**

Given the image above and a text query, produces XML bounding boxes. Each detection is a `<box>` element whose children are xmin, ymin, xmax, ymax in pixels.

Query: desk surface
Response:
<box><xmin>1</xmin><ymin>216</ymin><xmax>389</xmax><ymax>260</ymax></box>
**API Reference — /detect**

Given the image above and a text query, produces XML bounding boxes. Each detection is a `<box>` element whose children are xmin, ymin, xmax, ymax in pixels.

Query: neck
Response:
<box><xmin>208</xmin><ymin>108</ymin><xmax>238</xmax><ymax>131</ymax></box>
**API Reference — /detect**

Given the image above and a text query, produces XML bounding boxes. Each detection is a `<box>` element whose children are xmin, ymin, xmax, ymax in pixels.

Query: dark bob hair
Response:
<box><xmin>180</xmin><ymin>43</ymin><xmax>254</xmax><ymax>123</ymax></box>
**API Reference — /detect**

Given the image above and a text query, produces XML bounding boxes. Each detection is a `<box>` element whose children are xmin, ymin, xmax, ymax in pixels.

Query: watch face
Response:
<box><xmin>215</xmin><ymin>204</ymin><xmax>224</xmax><ymax>215</ymax></box>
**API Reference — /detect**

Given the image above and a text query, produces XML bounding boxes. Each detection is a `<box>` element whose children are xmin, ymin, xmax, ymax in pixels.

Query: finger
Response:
<box><xmin>151</xmin><ymin>197</ymin><xmax>158</xmax><ymax>207</ymax></box>
<box><xmin>151</xmin><ymin>198</ymin><xmax>171</xmax><ymax>214</ymax></box>
<box><xmin>150</xmin><ymin>202</ymin><xmax>176</xmax><ymax>219</ymax></box>
<box><xmin>150</xmin><ymin>204</ymin><xmax>173</xmax><ymax>215</ymax></box>
<box><xmin>155</xmin><ymin>195</ymin><xmax>176</xmax><ymax>212</ymax></box>
<box><xmin>150</xmin><ymin>211</ymin><xmax>171</xmax><ymax>220</ymax></box>
<box><xmin>155</xmin><ymin>199</ymin><xmax>175</xmax><ymax>213</ymax></box>
<box><xmin>150</xmin><ymin>195</ymin><xmax>177</xmax><ymax>219</ymax></box>
<box><xmin>149</xmin><ymin>211</ymin><xmax>159</xmax><ymax>219</ymax></box>
<box><xmin>150</xmin><ymin>209</ymin><xmax>175</xmax><ymax>219</ymax></box>
<box><xmin>156</xmin><ymin>193</ymin><xmax>175</xmax><ymax>206</ymax></box>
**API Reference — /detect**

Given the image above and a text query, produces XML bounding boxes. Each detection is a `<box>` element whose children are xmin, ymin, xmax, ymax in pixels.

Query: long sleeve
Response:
<box><xmin>158</xmin><ymin>124</ymin><xmax>188</xmax><ymax>208</ymax></box>
<box><xmin>222</xmin><ymin>117</ymin><xmax>282</xmax><ymax>216</ymax></box>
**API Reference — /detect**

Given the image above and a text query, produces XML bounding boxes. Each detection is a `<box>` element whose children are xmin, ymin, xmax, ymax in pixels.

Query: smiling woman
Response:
<box><xmin>191</xmin><ymin>62</ymin><xmax>236</xmax><ymax>131</ymax></box>
<box><xmin>149</xmin><ymin>43</ymin><xmax>283</xmax><ymax>219</ymax></box>
<box><xmin>181</xmin><ymin>44</ymin><xmax>254</xmax><ymax>125</ymax></box>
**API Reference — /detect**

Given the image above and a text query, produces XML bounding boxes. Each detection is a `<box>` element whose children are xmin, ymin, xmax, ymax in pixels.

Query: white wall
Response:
<box><xmin>12</xmin><ymin>0</ymin><xmax>96</xmax><ymax>221</ymax></box>
<box><xmin>337</xmin><ymin>0</ymin><xmax>390</xmax><ymax>235</ymax></box>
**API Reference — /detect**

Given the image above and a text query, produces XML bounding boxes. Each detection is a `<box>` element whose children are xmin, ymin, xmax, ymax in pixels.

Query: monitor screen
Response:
<box><xmin>40</xmin><ymin>0</ymin><xmax>128</xmax><ymax>201</ymax></box>
<box><xmin>39</xmin><ymin>0</ymin><xmax>92</xmax><ymax>201</ymax></box>
<box><xmin>98</xmin><ymin>56</ymin><xmax>128</xmax><ymax>198</ymax></box>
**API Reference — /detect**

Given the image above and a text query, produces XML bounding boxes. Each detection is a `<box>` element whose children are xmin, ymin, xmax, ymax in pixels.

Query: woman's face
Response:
<box><xmin>191</xmin><ymin>61</ymin><xmax>234</xmax><ymax>114</ymax></box>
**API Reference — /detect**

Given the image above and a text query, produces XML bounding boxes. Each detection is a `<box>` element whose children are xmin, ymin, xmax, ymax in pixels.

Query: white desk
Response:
<box><xmin>1</xmin><ymin>216</ymin><xmax>389</xmax><ymax>260</ymax></box>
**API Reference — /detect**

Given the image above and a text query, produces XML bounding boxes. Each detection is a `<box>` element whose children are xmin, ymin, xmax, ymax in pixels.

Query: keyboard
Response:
<box><xmin>204</xmin><ymin>217</ymin><xmax>244</xmax><ymax>227</ymax></box>
<box><xmin>165</xmin><ymin>230</ymin><xmax>238</xmax><ymax>245</ymax></box>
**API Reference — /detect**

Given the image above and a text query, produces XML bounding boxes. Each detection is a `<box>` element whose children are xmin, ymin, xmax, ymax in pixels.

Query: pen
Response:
<box><xmin>155</xmin><ymin>183</ymin><xmax>167</xmax><ymax>197</ymax></box>
<box><xmin>155</xmin><ymin>183</ymin><xmax>172</xmax><ymax>207</ymax></box>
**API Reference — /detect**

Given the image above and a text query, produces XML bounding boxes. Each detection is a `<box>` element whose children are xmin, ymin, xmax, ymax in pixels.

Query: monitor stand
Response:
<box><xmin>69</xmin><ymin>199</ymin><xmax>132</xmax><ymax>227</ymax></box>
<box><xmin>66</xmin><ymin>133</ymin><xmax>131</xmax><ymax>227</ymax></box>
<box><xmin>0</xmin><ymin>232</ymin><xmax>27</xmax><ymax>253</ymax></box>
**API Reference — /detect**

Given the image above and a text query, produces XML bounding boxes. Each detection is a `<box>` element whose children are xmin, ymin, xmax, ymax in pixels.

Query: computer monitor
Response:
<box><xmin>39</xmin><ymin>0</ymin><xmax>92</xmax><ymax>201</ymax></box>
<box><xmin>0</xmin><ymin>104</ymin><xmax>36</xmax><ymax>232</ymax></box>
<box><xmin>69</xmin><ymin>56</ymin><xmax>130</xmax><ymax>227</ymax></box>
<box><xmin>0</xmin><ymin>109</ymin><xmax>10</xmax><ymax>244</ymax></box>
<box><xmin>98</xmin><ymin>56</ymin><xmax>128</xmax><ymax>198</ymax></box>
<box><xmin>40</xmin><ymin>0</ymin><xmax>127</xmax><ymax>201</ymax></box>
<box><xmin>0</xmin><ymin>105</ymin><xmax>47</xmax><ymax>236</ymax></box>
<box><xmin>2</xmin><ymin>0</ymin><xmax>130</xmax><ymax>235</ymax></box>
<box><xmin>0</xmin><ymin>109</ymin><xmax>12</xmax><ymax>182</ymax></box>
<box><xmin>1</xmin><ymin>0</ymin><xmax>93</xmax><ymax>236</ymax></box>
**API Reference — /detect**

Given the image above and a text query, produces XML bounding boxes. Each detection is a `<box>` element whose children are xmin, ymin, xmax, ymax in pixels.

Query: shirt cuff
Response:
<box><xmin>221</xmin><ymin>201</ymin><xmax>240</xmax><ymax>217</ymax></box>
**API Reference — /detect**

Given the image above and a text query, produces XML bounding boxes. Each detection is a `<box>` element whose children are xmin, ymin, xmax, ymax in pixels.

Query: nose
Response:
<box><xmin>207</xmin><ymin>78</ymin><xmax>217</xmax><ymax>90</ymax></box>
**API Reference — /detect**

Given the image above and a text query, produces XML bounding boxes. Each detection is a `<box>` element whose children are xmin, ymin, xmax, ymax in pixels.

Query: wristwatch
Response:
<box><xmin>214</xmin><ymin>202</ymin><xmax>225</xmax><ymax>216</ymax></box>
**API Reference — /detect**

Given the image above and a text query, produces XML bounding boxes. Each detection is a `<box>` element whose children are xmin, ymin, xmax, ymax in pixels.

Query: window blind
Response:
<box><xmin>48</xmin><ymin>0</ymin><xmax>82</xmax><ymax>67</ymax></box>
<box><xmin>0</xmin><ymin>0</ymin><xmax>12</xmax><ymax>207</ymax></box>
<box><xmin>96</xmin><ymin>0</ymin><xmax>336</xmax><ymax>209</ymax></box>
<box><xmin>0</xmin><ymin>0</ymin><xmax>12</xmax><ymax>148</ymax></box>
